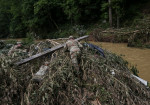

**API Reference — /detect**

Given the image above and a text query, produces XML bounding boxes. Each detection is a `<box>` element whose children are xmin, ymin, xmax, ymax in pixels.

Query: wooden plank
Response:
<box><xmin>15</xmin><ymin>35</ymin><xmax>89</xmax><ymax>66</ymax></box>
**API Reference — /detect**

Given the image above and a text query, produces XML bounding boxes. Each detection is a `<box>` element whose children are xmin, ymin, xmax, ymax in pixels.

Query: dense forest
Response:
<box><xmin>0</xmin><ymin>0</ymin><xmax>149</xmax><ymax>38</ymax></box>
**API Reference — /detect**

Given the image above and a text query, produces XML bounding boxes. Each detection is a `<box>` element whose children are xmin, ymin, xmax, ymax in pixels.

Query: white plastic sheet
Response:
<box><xmin>35</xmin><ymin>65</ymin><xmax>48</xmax><ymax>76</ymax></box>
<box><xmin>132</xmin><ymin>74</ymin><xmax>148</xmax><ymax>86</ymax></box>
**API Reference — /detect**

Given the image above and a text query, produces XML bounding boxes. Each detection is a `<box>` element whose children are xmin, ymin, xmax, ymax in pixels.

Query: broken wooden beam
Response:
<box><xmin>15</xmin><ymin>35</ymin><xmax>89</xmax><ymax>66</ymax></box>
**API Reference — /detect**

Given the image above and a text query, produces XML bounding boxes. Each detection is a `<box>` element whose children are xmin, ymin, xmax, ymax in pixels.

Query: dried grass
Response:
<box><xmin>0</xmin><ymin>40</ymin><xmax>150</xmax><ymax>105</ymax></box>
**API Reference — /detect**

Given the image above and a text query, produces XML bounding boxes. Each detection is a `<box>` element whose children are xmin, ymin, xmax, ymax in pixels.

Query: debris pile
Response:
<box><xmin>89</xmin><ymin>28</ymin><xmax>132</xmax><ymax>42</ymax></box>
<box><xmin>128</xmin><ymin>15</ymin><xmax>150</xmax><ymax>48</ymax></box>
<box><xmin>90</xmin><ymin>15</ymin><xmax>150</xmax><ymax>48</ymax></box>
<box><xmin>0</xmin><ymin>40</ymin><xmax>150</xmax><ymax>105</ymax></box>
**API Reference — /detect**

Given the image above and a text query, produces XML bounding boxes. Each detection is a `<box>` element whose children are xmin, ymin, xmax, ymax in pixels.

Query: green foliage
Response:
<box><xmin>61</xmin><ymin>0</ymin><xmax>79</xmax><ymax>22</ymax></box>
<box><xmin>22</xmin><ymin>0</ymin><xmax>38</xmax><ymax>32</ymax></box>
<box><xmin>0</xmin><ymin>0</ymin><xmax>149</xmax><ymax>38</ymax></box>
<box><xmin>148</xmin><ymin>82</ymin><xmax>150</xmax><ymax>88</ymax></box>
<box><xmin>73</xmin><ymin>25</ymin><xmax>86</xmax><ymax>36</ymax></box>
<box><xmin>4</xmin><ymin>40</ymin><xmax>17</xmax><ymax>45</ymax></box>
<box><xmin>101</xmin><ymin>1</ymin><xmax>109</xmax><ymax>20</ymax></box>
<box><xmin>22</xmin><ymin>32</ymin><xmax>35</xmax><ymax>45</ymax></box>
<box><xmin>127</xmin><ymin>15</ymin><xmax>150</xmax><ymax>48</ymax></box>
<box><xmin>9</xmin><ymin>0</ymin><xmax>25</xmax><ymax>37</ymax></box>
<box><xmin>145</xmin><ymin>44</ymin><xmax>150</xmax><ymax>48</ymax></box>
<box><xmin>0</xmin><ymin>0</ymin><xmax>11</xmax><ymax>38</ymax></box>
<box><xmin>47</xmin><ymin>24</ymin><xmax>86</xmax><ymax>39</ymax></box>
<box><xmin>130</xmin><ymin>66</ymin><xmax>139</xmax><ymax>76</ymax></box>
<box><xmin>101</xmin><ymin>0</ymin><xmax>126</xmax><ymax>27</ymax></box>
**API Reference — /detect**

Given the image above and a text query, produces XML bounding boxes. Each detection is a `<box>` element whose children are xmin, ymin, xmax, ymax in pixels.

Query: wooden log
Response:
<box><xmin>15</xmin><ymin>35</ymin><xmax>89</xmax><ymax>66</ymax></box>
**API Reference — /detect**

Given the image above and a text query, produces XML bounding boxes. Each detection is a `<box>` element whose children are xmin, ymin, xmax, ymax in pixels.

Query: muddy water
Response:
<box><xmin>91</xmin><ymin>42</ymin><xmax>150</xmax><ymax>82</ymax></box>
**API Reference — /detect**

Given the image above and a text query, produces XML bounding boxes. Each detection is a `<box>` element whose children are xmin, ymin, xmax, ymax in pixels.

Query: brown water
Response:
<box><xmin>91</xmin><ymin>42</ymin><xmax>150</xmax><ymax>82</ymax></box>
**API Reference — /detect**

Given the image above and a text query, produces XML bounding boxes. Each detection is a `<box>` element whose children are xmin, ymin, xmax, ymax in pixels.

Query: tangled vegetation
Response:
<box><xmin>0</xmin><ymin>39</ymin><xmax>150</xmax><ymax>105</ymax></box>
<box><xmin>128</xmin><ymin>15</ymin><xmax>150</xmax><ymax>48</ymax></box>
<box><xmin>90</xmin><ymin>15</ymin><xmax>150</xmax><ymax>49</ymax></box>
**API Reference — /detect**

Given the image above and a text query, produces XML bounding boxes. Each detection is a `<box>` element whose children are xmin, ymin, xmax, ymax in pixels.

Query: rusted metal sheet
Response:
<box><xmin>15</xmin><ymin>35</ymin><xmax>88</xmax><ymax>66</ymax></box>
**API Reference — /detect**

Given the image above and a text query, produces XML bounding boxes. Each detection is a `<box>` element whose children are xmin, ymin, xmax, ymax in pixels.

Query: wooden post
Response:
<box><xmin>108</xmin><ymin>0</ymin><xmax>112</xmax><ymax>27</ymax></box>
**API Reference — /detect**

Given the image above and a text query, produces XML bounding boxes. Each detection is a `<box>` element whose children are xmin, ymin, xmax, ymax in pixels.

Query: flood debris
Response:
<box><xmin>15</xmin><ymin>35</ymin><xmax>88</xmax><ymax>66</ymax></box>
<box><xmin>0</xmin><ymin>38</ymin><xmax>150</xmax><ymax>105</ymax></box>
<box><xmin>32</xmin><ymin>61</ymin><xmax>49</xmax><ymax>83</ymax></box>
<box><xmin>90</xmin><ymin>15</ymin><xmax>150</xmax><ymax>48</ymax></box>
<box><xmin>132</xmin><ymin>74</ymin><xmax>148</xmax><ymax>86</ymax></box>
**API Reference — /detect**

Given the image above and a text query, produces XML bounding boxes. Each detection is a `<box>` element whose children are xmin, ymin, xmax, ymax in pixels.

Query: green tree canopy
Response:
<box><xmin>0</xmin><ymin>0</ymin><xmax>149</xmax><ymax>38</ymax></box>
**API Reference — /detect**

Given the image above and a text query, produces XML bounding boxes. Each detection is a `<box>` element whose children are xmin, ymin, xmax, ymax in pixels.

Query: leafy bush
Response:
<box><xmin>145</xmin><ymin>44</ymin><xmax>150</xmax><ymax>48</ymax></box>
<box><xmin>73</xmin><ymin>25</ymin><xmax>86</xmax><ymax>36</ymax></box>
<box><xmin>130</xmin><ymin>66</ymin><xmax>139</xmax><ymax>76</ymax></box>
<box><xmin>4</xmin><ymin>40</ymin><xmax>17</xmax><ymax>45</ymax></box>
<box><xmin>22</xmin><ymin>32</ymin><xmax>35</xmax><ymax>46</ymax></box>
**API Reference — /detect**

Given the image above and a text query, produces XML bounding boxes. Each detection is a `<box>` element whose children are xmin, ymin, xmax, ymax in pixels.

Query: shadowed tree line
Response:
<box><xmin>0</xmin><ymin>0</ymin><xmax>149</xmax><ymax>38</ymax></box>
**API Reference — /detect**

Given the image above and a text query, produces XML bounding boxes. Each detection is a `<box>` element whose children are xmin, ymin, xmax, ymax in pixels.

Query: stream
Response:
<box><xmin>91</xmin><ymin>42</ymin><xmax>150</xmax><ymax>82</ymax></box>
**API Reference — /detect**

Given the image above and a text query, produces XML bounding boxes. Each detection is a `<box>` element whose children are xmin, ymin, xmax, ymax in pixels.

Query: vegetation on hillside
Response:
<box><xmin>89</xmin><ymin>15</ymin><xmax>150</xmax><ymax>48</ymax></box>
<box><xmin>0</xmin><ymin>0</ymin><xmax>149</xmax><ymax>38</ymax></box>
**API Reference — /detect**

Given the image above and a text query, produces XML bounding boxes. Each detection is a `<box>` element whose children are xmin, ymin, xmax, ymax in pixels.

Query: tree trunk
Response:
<box><xmin>49</xmin><ymin>13</ymin><xmax>59</xmax><ymax>31</ymax></box>
<box><xmin>117</xmin><ymin>14</ymin><xmax>120</xmax><ymax>28</ymax></box>
<box><xmin>108</xmin><ymin>0</ymin><xmax>112</xmax><ymax>27</ymax></box>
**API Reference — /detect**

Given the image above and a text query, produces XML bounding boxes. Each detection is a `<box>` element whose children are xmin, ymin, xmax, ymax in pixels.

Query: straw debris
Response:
<box><xmin>0</xmin><ymin>40</ymin><xmax>150</xmax><ymax>105</ymax></box>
